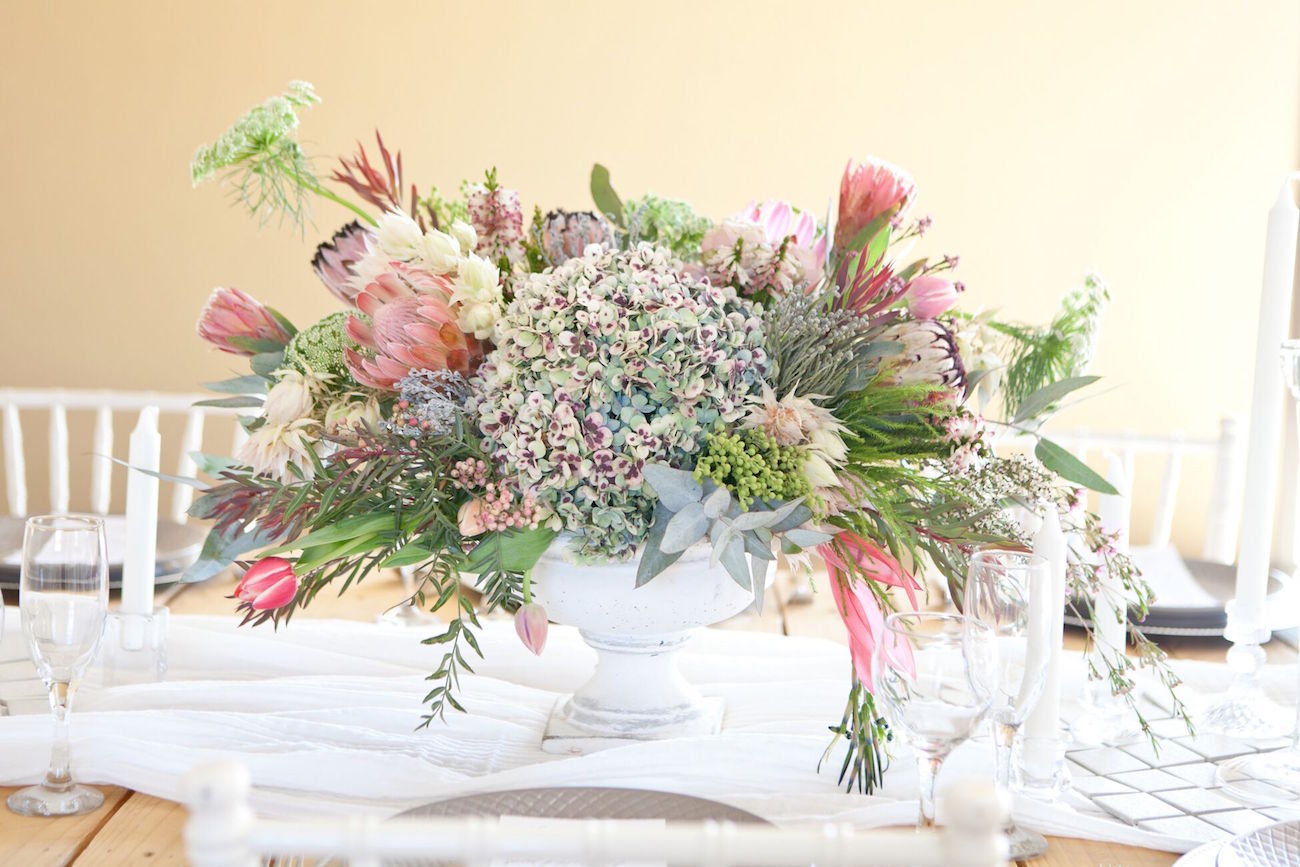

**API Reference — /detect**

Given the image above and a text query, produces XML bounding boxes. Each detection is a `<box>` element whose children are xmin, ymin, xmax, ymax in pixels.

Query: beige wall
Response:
<box><xmin>1</xmin><ymin>1</ymin><xmax>1298</xmax><ymax>551</ymax></box>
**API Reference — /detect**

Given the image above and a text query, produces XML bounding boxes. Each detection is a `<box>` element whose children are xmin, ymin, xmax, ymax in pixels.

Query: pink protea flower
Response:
<box><xmin>905</xmin><ymin>275</ymin><xmax>960</xmax><ymax>319</ymax></box>
<box><xmin>196</xmin><ymin>287</ymin><xmax>292</xmax><ymax>356</ymax></box>
<box><xmin>835</xmin><ymin>157</ymin><xmax>915</xmax><ymax>253</ymax></box>
<box><xmin>234</xmin><ymin>557</ymin><xmax>298</xmax><ymax>611</ymax></box>
<box><xmin>311</xmin><ymin>221</ymin><xmax>373</xmax><ymax>305</ymax></box>
<box><xmin>820</xmin><ymin>532</ymin><xmax>919</xmax><ymax>689</ymax></box>
<box><xmin>344</xmin><ymin>264</ymin><xmax>484</xmax><ymax>391</ymax></box>
<box><xmin>514</xmin><ymin>602</ymin><xmax>549</xmax><ymax>655</ymax></box>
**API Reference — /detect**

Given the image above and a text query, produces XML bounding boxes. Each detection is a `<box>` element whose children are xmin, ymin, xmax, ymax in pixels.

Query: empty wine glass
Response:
<box><xmin>964</xmin><ymin>548</ymin><xmax>1051</xmax><ymax>859</ymax></box>
<box><xmin>7</xmin><ymin>515</ymin><xmax>109</xmax><ymax>817</ymax></box>
<box><xmin>873</xmin><ymin>611</ymin><xmax>996</xmax><ymax>828</ymax></box>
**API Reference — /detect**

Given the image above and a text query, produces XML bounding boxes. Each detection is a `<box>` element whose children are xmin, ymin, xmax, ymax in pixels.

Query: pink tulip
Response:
<box><xmin>835</xmin><ymin>157</ymin><xmax>915</xmax><ymax>253</ymax></box>
<box><xmin>235</xmin><ymin>557</ymin><xmax>299</xmax><ymax>611</ymax></box>
<box><xmin>514</xmin><ymin>602</ymin><xmax>549</xmax><ymax>655</ymax></box>
<box><xmin>820</xmin><ymin>532</ymin><xmax>919</xmax><ymax>689</ymax></box>
<box><xmin>196</xmin><ymin>287</ymin><xmax>292</xmax><ymax>356</ymax></box>
<box><xmin>458</xmin><ymin>498</ymin><xmax>488</xmax><ymax>537</ymax></box>
<box><xmin>906</xmin><ymin>275</ymin><xmax>960</xmax><ymax>319</ymax></box>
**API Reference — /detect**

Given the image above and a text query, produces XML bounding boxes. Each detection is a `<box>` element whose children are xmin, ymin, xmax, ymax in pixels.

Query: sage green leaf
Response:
<box><xmin>749</xmin><ymin>554</ymin><xmax>770</xmax><ymax>613</ymax></box>
<box><xmin>1012</xmin><ymin>375</ymin><xmax>1101</xmax><ymax>424</ymax></box>
<box><xmin>642</xmin><ymin>463</ymin><xmax>703</xmax><ymax>512</ymax></box>
<box><xmin>194</xmin><ymin>395</ymin><xmax>264</xmax><ymax>409</ymax></box>
<box><xmin>250</xmin><ymin>351</ymin><xmax>284</xmax><ymax>378</ymax></box>
<box><xmin>701</xmin><ymin>487</ymin><xmax>731</xmax><ymax>519</ymax></box>
<box><xmin>719</xmin><ymin>533</ymin><xmax>750</xmax><ymax>592</ymax></box>
<box><xmin>783</xmin><ymin>527</ymin><xmax>833</xmax><ymax>549</ymax></box>
<box><xmin>661</xmin><ymin>501</ymin><xmax>708</xmax><ymax>553</ymax></box>
<box><xmin>590</xmin><ymin>164</ymin><xmax>625</xmax><ymax>228</ymax></box>
<box><xmin>637</xmin><ymin>508</ymin><xmax>686</xmax><ymax>586</ymax></box>
<box><xmin>380</xmin><ymin>545</ymin><xmax>436</xmax><ymax>569</ymax></box>
<box><xmin>742</xmin><ymin>530</ymin><xmax>776</xmax><ymax>560</ymax></box>
<box><xmin>1035</xmin><ymin>437</ymin><xmax>1118</xmax><ymax>494</ymax></box>
<box><xmin>203</xmin><ymin>374</ymin><xmax>268</xmax><ymax>395</ymax></box>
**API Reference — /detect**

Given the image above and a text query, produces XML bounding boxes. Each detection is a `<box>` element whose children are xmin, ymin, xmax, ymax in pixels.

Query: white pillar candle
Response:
<box><xmin>121</xmin><ymin>407</ymin><xmax>161</xmax><ymax>617</ymax></box>
<box><xmin>1025</xmin><ymin>508</ymin><xmax>1066</xmax><ymax>741</ymax></box>
<box><xmin>1094</xmin><ymin>453</ymin><xmax>1130</xmax><ymax>661</ymax></box>
<box><xmin>1230</xmin><ymin>178</ymin><xmax>1299</xmax><ymax>638</ymax></box>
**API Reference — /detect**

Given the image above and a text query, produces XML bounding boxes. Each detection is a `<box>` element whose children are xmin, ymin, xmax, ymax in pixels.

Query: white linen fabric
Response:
<box><xmin>0</xmin><ymin>608</ymin><xmax>1278</xmax><ymax>854</ymax></box>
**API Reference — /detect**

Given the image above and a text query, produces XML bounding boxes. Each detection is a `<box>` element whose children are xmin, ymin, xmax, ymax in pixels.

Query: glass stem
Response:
<box><xmin>993</xmin><ymin>721</ymin><xmax>1017</xmax><ymax>791</ymax></box>
<box><xmin>45</xmin><ymin>681</ymin><xmax>73</xmax><ymax>791</ymax></box>
<box><xmin>916</xmin><ymin>754</ymin><xmax>943</xmax><ymax>828</ymax></box>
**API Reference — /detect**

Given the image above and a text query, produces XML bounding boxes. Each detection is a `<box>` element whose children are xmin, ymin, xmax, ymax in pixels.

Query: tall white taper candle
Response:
<box><xmin>1094</xmin><ymin>453</ymin><xmax>1130</xmax><ymax>661</ymax></box>
<box><xmin>121</xmin><ymin>406</ymin><xmax>161</xmax><ymax>617</ymax></box>
<box><xmin>1025</xmin><ymin>508</ymin><xmax>1066</xmax><ymax>741</ymax></box>
<box><xmin>1229</xmin><ymin>179</ymin><xmax>1299</xmax><ymax>640</ymax></box>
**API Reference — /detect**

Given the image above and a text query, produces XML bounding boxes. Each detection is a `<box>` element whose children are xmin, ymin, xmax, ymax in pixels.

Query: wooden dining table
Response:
<box><xmin>1</xmin><ymin>568</ymin><xmax>1292</xmax><ymax>867</ymax></box>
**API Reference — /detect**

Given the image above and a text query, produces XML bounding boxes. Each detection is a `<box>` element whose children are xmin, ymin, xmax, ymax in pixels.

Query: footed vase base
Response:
<box><xmin>541</xmin><ymin>695</ymin><xmax>725</xmax><ymax>756</ymax></box>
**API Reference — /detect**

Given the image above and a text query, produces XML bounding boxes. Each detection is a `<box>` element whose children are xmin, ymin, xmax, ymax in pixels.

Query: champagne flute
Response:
<box><xmin>964</xmin><ymin>548</ymin><xmax>1050</xmax><ymax>860</ymax></box>
<box><xmin>873</xmin><ymin>612</ymin><xmax>996</xmax><ymax>828</ymax></box>
<box><xmin>7</xmin><ymin>515</ymin><xmax>109</xmax><ymax>817</ymax></box>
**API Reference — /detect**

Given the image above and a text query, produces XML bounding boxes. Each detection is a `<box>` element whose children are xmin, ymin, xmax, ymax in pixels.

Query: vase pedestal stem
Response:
<box><xmin>541</xmin><ymin>629</ymin><xmax>723</xmax><ymax>755</ymax></box>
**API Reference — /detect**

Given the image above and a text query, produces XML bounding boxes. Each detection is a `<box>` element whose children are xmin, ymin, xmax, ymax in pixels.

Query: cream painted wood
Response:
<box><xmin>1001</xmin><ymin>417</ymin><xmax>1245</xmax><ymax>563</ymax></box>
<box><xmin>0</xmin><ymin>388</ymin><xmax>241</xmax><ymax>518</ymax></box>
<box><xmin>181</xmin><ymin>761</ymin><xmax>1009</xmax><ymax>867</ymax></box>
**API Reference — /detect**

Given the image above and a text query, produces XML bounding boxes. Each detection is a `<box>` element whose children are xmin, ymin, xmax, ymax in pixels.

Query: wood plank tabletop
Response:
<box><xmin>2</xmin><ymin>566</ymin><xmax>1290</xmax><ymax>866</ymax></box>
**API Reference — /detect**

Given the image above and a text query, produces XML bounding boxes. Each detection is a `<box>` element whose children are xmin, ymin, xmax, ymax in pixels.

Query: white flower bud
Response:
<box><xmin>263</xmin><ymin>372</ymin><xmax>315</xmax><ymax>425</ymax></box>
<box><xmin>450</xmin><ymin>220</ymin><xmax>477</xmax><ymax>255</ymax></box>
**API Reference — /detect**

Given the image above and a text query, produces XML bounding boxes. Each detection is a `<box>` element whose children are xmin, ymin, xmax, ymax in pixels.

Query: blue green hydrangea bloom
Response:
<box><xmin>472</xmin><ymin>243</ymin><xmax>769</xmax><ymax>560</ymax></box>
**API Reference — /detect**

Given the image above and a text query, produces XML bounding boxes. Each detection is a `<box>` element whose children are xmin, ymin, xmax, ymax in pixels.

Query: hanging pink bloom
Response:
<box><xmin>820</xmin><ymin>532</ymin><xmax>920</xmax><ymax>689</ymax></box>
<box><xmin>234</xmin><ymin>557</ymin><xmax>298</xmax><ymax>611</ymax></box>
<box><xmin>835</xmin><ymin>157</ymin><xmax>915</xmax><ymax>253</ymax></box>
<box><xmin>905</xmin><ymin>275</ymin><xmax>960</xmax><ymax>319</ymax></box>
<box><xmin>311</xmin><ymin>221</ymin><xmax>373</xmax><ymax>305</ymax></box>
<box><xmin>344</xmin><ymin>264</ymin><xmax>484</xmax><ymax>391</ymax></box>
<box><xmin>514</xmin><ymin>602</ymin><xmax>549</xmax><ymax>655</ymax></box>
<box><xmin>196</xmin><ymin>287</ymin><xmax>292</xmax><ymax>356</ymax></box>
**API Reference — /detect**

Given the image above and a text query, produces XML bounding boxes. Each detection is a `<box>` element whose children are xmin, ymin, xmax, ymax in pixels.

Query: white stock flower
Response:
<box><xmin>263</xmin><ymin>371</ymin><xmax>315</xmax><ymax>424</ymax></box>
<box><xmin>451</xmin><ymin>253</ymin><xmax>504</xmax><ymax>339</ymax></box>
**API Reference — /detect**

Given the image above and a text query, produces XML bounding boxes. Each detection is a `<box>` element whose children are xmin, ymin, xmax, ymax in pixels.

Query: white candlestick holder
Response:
<box><xmin>1014</xmin><ymin>731</ymin><xmax>1071</xmax><ymax>801</ymax></box>
<box><xmin>100</xmin><ymin>606</ymin><xmax>169</xmax><ymax>687</ymax></box>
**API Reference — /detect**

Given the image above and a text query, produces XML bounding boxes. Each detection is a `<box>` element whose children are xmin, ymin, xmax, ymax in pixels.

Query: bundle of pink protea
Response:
<box><xmin>185</xmin><ymin>81</ymin><xmax>1183</xmax><ymax>792</ymax></box>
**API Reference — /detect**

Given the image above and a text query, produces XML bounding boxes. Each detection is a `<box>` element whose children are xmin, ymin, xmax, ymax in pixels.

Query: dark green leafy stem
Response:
<box><xmin>820</xmin><ymin>678</ymin><xmax>890</xmax><ymax>793</ymax></box>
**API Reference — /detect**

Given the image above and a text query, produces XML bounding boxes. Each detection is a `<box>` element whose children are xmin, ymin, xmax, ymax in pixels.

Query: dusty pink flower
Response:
<box><xmin>234</xmin><ymin>557</ymin><xmax>298</xmax><ymax>611</ymax></box>
<box><xmin>311</xmin><ymin>221</ymin><xmax>373</xmax><ymax>305</ymax></box>
<box><xmin>196</xmin><ymin>288</ymin><xmax>292</xmax><ymax>356</ymax></box>
<box><xmin>738</xmin><ymin>200</ymin><xmax>827</xmax><ymax>285</ymax></box>
<box><xmin>344</xmin><ymin>264</ymin><xmax>484</xmax><ymax>391</ymax></box>
<box><xmin>906</xmin><ymin>275</ymin><xmax>959</xmax><ymax>319</ymax></box>
<box><xmin>835</xmin><ymin>157</ymin><xmax>915</xmax><ymax>252</ymax></box>
<box><xmin>514</xmin><ymin>602</ymin><xmax>549</xmax><ymax>655</ymax></box>
<box><xmin>820</xmin><ymin>532</ymin><xmax>919</xmax><ymax>689</ymax></box>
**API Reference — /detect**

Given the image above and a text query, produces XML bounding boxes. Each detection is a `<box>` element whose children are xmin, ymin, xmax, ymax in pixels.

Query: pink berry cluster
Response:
<box><xmin>477</xmin><ymin>483</ymin><xmax>541</xmax><ymax>532</ymax></box>
<box><xmin>449</xmin><ymin>457</ymin><xmax>489</xmax><ymax>490</ymax></box>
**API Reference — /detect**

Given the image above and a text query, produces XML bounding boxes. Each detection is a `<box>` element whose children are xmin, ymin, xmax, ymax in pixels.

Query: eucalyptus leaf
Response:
<box><xmin>710</xmin><ymin>524</ymin><xmax>736</xmax><ymax>567</ymax></box>
<box><xmin>718</xmin><ymin>533</ymin><xmax>750</xmax><ymax>592</ymax></box>
<box><xmin>194</xmin><ymin>395</ymin><xmax>264</xmax><ymax>409</ymax></box>
<box><xmin>1034</xmin><ymin>437</ymin><xmax>1119</xmax><ymax>495</ymax></box>
<box><xmin>1012</xmin><ymin>375</ymin><xmax>1101</xmax><ymax>424</ymax></box>
<box><xmin>742</xmin><ymin>530</ymin><xmax>776</xmax><ymax>560</ymax></box>
<box><xmin>636</xmin><ymin>541</ymin><xmax>685</xmax><ymax>587</ymax></box>
<box><xmin>749</xmin><ymin>554</ymin><xmax>770</xmax><ymax>613</ymax></box>
<box><xmin>108</xmin><ymin>456</ymin><xmax>203</xmax><ymax>488</ymax></box>
<box><xmin>661</xmin><ymin>501</ymin><xmax>708</xmax><ymax>553</ymax></box>
<box><xmin>783</xmin><ymin>527</ymin><xmax>833</xmax><ymax>549</ymax></box>
<box><xmin>768</xmin><ymin>502</ymin><xmax>813</xmax><ymax>534</ymax></box>
<box><xmin>590</xmin><ymin>163</ymin><xmax>625</xmax><ymax>228</ymax></box>
<box><xmin>701</xmin><ymin>487</ymin><xmax>731</xmax><ymax>519</ymax></box>
<box><xmin>203</xmin><ymin>374</ymin><xmax>268</xmax><ymax>395</ymax></box>
<box><xmin>251</xmin><ymin>351</ymin><xmax>284</xmax><ymax>378</ymax></box>
<box><xmin>642</xmin><ymin>463</ymin><xmax>703</xmax><ymax>512</ymax></box>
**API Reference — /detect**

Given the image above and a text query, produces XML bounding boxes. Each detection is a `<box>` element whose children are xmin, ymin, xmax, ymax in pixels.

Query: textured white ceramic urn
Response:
<box><xmin>531</xmin><ymin>538</ymin><xmax>767</xmax><ymax>754</ymax></box>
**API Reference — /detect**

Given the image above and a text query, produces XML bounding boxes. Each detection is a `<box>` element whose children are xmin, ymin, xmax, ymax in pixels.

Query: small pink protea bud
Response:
<box><xmin>234</xmin><ymin>556</ymin><xmax>299</xmax><ymax>611</ymax></box>
<box><xmin>906</xmin><ymin>275</ymin><xmax>959</xmax><ymax>319</ymax></box>
<box><xmin>514</xmin><ymin>602</ymin><xmax>549</xmax><ymax>655</ymax></box>
<box><xmin>197</xmin><ymin>287</ymin><xmax>292</xmax><ymax>356</ymax></box>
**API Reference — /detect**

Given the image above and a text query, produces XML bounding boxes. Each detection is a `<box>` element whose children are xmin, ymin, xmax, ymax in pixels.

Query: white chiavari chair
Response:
<box><xmin>0</xmin><ymin>388</ymin><xmax>245</xmax><ymax>522</ymax></box>
<box><xmin>181</xmin><ymin>762</ymin><xmax>1010</xmax><ymax>867</ymax></box>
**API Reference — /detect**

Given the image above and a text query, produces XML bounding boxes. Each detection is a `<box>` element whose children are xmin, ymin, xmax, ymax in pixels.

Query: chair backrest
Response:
<box><xmin>998</xmin><ymin>416</ymin><xmax>1245</xmax><ymax>563</ymax></box>
<box><xmin>181</xmin><ymin>762</ymin><xmax>1009</xmax><ymax>867</ymax></box>
<box><xmin>0</xmin><ymin>388</ymin><xmax>245</xmax><ymax>522</ymax></box>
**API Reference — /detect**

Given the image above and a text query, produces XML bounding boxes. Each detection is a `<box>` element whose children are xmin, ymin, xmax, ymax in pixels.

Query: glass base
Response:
<box><xmin>1009</xmin><ymin>822</ymin><xmax>1049</xmax><ymax>860</ymax></box>
<box><xmin>1216</xmin><ymin>749</ymin><xmax>1300</xmax><ymax>806</ymax></box>
<box><xmin>7</xmin><ymin>782</ymin><xmax>104</xmax><ymax>817</ymax></box>
<box><xmin>1200</xmin><ymin>690</ymin><xmax>1291</xmax><ymax>738</ymax></box>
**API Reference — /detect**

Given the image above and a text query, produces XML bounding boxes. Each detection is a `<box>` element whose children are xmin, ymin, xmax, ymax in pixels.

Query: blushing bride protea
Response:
<box><xmin>742</xmin><ymin>384</ymin><xmax>848</xmax><ymax>496</ymax></box>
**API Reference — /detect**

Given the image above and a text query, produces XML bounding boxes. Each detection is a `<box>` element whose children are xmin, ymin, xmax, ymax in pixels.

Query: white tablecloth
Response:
<box><xmin>0</xmin><ymin>608</ymin><xmax>1282</xmax><ymax>854</ymax></box>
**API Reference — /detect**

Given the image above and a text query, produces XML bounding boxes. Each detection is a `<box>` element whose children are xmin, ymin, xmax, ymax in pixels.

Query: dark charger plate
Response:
<box><xmin>0</xmin><ymin>515</ymin><xmax>207</xmax><ymax>590</ymax></box>
<box><xmin>1065</xmin><ymin>557</ymin><xmax>1294</xmax><ymax>638</ymax></box>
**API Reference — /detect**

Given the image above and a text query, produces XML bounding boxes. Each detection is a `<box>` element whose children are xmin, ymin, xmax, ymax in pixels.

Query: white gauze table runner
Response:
<box><xmin>0</xmin><ymin>608</ymin><xmax>1256</xmax><ymax>853</ymax></box>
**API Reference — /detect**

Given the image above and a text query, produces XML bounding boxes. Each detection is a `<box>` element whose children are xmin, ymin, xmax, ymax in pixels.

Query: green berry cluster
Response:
<box><xmin>284</xmin><ymin>310</ymin><xmax>358</xmax><ymax>379</ymax></box>
<box><xmin>693</xmin><ymin>428</ymin><xmax>811</xmax><ymax>510</ymax></box>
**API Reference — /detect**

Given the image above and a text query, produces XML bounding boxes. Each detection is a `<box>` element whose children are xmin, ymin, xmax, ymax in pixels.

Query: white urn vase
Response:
<box><xmin>530</xmin><ymin>539</ymin><xmax>767</xmax><ymax>754</ymax></box>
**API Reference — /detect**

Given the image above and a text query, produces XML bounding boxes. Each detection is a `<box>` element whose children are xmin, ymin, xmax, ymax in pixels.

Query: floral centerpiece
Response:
<box><xmin>186</xmin><ymin>82</ymin><xmax>1187</xmax><ymax>791</ymax></box>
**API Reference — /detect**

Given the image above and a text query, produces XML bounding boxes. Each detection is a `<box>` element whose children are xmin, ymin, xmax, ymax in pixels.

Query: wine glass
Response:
<box><xmin>964</xmin><ymin>548</ymin><xmax>1051</xmax><ymax>859</ymax></box>
<box><xmin>7</xmin><ymin>515</ymin><xmax>109</xmax><ymax>817</ymax></box>
<box><xmin>873</xmin><ymin>612</ymin><xmax>996</xmax><ymax>828</ymax></box>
